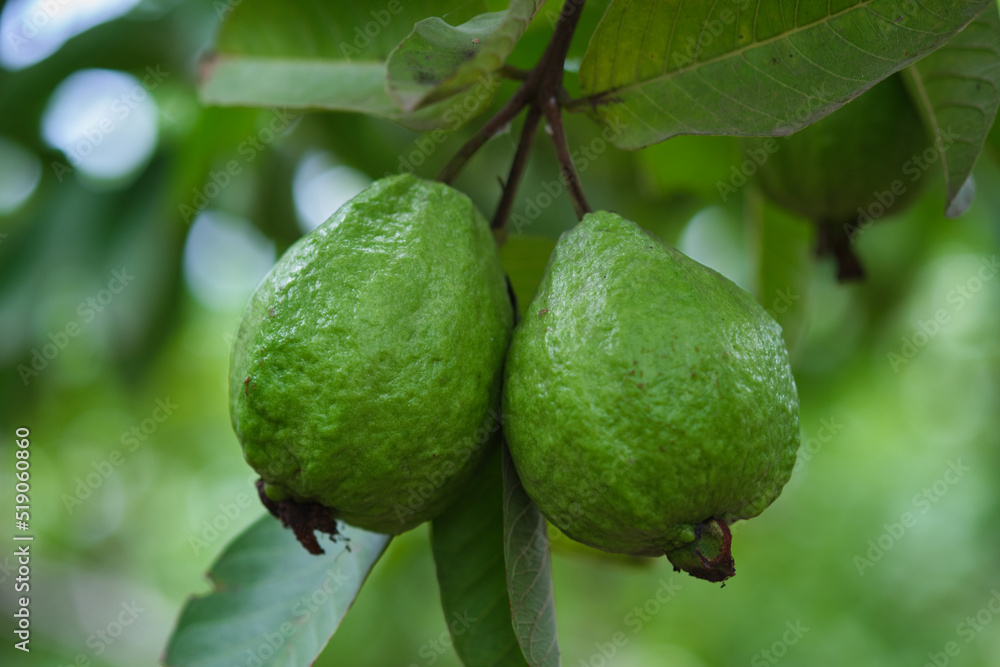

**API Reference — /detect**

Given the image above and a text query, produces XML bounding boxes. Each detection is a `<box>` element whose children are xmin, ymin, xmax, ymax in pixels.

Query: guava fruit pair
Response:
<box><xmin>744</xmin><ymin>74</ymin><xmax>929</xmax><ymax>279</ymax></box>
<box><xmin>229</xmin><ymin>174</ymin><xmax>800</xmax><ymax>580</ymax></box>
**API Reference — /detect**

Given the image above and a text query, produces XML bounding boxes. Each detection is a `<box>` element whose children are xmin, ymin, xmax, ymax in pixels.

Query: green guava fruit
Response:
<box><xmin>744</xmin><ymin>74</ymin><xmax>928</xmax><ymax>279</ymax></box>
<box><xmin>502</xmin><ymin>211</ymin><xmax>799</xmax><ymax>582</ymax></box>
<box><xmin>229</xmin><ymin>174</ymin><xmax>513</xmax><ymax>540</ymax></box>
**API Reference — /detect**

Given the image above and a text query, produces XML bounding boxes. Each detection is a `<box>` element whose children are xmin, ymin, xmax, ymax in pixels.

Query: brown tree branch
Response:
<box><xmin>542</xmin><ymin>99</ymin><xmax>591</xmax><ymax>220</ymax></box>
<box><xmin>499</xmin><ymin>64</ymin><xmax>531</xmax><ymax>81</ymax></box>
<box><xmin>437</xmin><ymin>0</ymin><xmax>590</xmax><ymax>231</ymax></box>
<box><xmin>492</xmin><ymin>105</ymin><xmax>543</xmax><ymax>232</ymax></box>
<box><xmin>437</xmin><ymin>89</ymin><xmax>529</xmax><ymax>185</ymax></box>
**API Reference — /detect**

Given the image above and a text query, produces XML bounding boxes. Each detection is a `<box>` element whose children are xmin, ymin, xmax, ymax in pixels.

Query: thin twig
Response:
<box><xmin>437</xmin><ymin>0</ymin><xmax>591</xmax><ymax>227</ymax></box>
<box><xmin>499</xmin><ymin>64</ymin><xmax>531</xmax><ymax>81</ymax></box>
<box><xmin>437</xmin><ymin>89</ymin><xmax>529</xmax><ymax>184</ymax></box>
<box><xmin>542</xmin><ymin>99</ymin><xmax>590</xmax><ymax>220</ymax></box>
<box><xmin>492</xmin><ymin>105</ymin><xmax>543</xmax><ymax>232</ymax></box>
<box><xmin>562</xmin><ymin>94</ymin><xmax>598</xmax><ymax>114</ymax></box>
<box><xmin>532</xmin><ymin>0</ymin><xmax>586</xmax><ymax>93</ymax></box>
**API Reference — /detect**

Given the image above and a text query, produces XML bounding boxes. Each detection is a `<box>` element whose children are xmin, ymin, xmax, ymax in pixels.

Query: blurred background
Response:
<box><xmin>1</xmin><ymin>0</ymin><xmax>999</xmax><ymax>665</ymax></box>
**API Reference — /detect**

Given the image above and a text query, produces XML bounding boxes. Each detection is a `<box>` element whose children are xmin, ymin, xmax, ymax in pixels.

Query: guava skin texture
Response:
<box><xmin>746</xmin><ymin>73</ymin><xmax>927</xmax><ymax>224</ymax></box>
<box><xmin>502</xmin><ymin>212</ymin><xmax>799</xmax><ymax>570</ymax></box>
<box><xmin>744</xmin><ymin>74</ymin><xmax>928</xmax><ymax>280</ymax></box>
<box><xmin>230</xmin><ymin>174</ymin><xmax>513</xmax><ymax>536</ymax></box>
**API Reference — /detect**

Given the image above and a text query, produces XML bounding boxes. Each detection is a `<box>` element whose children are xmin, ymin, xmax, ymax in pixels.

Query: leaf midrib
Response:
<box><xmin>581</xmin><ymin>0</ymin><xmax>958</xmax><ymax>102</ymax></box>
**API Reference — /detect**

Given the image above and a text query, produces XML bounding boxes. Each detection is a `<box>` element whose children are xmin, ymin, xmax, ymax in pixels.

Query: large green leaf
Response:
<box><xmin>387</xmin><ymin>0</ymin><xmax>545</xmax><ymax>111</ymax></box>
<box><xmin>165</xmin><ymin>106</ymin><xmax>262</xmax><ymax>223</ymax></box>
<box><xmin>989</xmin><ymin>102</ymin><xmax>1000</xmax><ymax>160</ymax></box>
<box><xmin>905</xmin><ymin>7</ymin><xmax>1000</xmax><ymax>217</ymax></box>
<box><xmin>576</xmin><ymin>0</ymin><xmax>994</xmax><ymax>149</ymax></box>
<box><xmin>164</xmin><ymin>515</ymin><xmax>390</xmax><ymax>667</ymax></box>
<box><xmin>502</xmin><ymin>444</ymin><xmax>559</xmax><ymax>667</ymax></box>
<box><xmin>200</xmin><ymin>0</ymin><xmax>492</xmax><ymax>129</ymax></box>
<box><xmin>430</xmin><ymin>448</ymin><xmax>529</xmax><ymax>667</ymax></box>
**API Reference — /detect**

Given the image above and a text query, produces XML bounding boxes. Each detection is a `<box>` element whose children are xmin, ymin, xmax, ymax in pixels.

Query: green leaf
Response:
<box><xmin>745</xmin><ymin>187</ymin><xmax>815</xmax><ymax>352</ymax></box>
<box><xmin>430</xmin><ymin>447</ymin><xmax>529</xmax><ymax>667</ymax></box>
<box><xmin>499</xmin><ymin>235</ymin><xmax>557</xmax><ymax>319</ymax></box>
<box><xmin>200</xmin><ymin>0</ymin><xmax>487</xmax><ymax>129</ymax></box>
<box><xmin>576</xmin><ymin>0</ymin><xmax>993</xmax><ymax>149</ymax></box>
<box><xmin>904</xmin><ymin>7</ymin><xmax>1000</xmax><ymax>217</ymax></box>
<box><xmin>164</xmin><ymin>515</ymin><xmax>390</xmax><ymax>667</ymax></box>
<box><xmin>502</xmin><ymin>444</ymin><xmax>559</xmax><ymax>667</ymax></box>
<box><xmin>387</xmin><ymin>0</ymin><xmax>545</xmax><ymax>111</ymax></box>
<box><xmin>989</xmin><ymin>101</ymin><xmax>1000</xmax><ymax>160</ymax></box>
<box><xmin>946</xmin><ymin>174</ymin><xmax>978</xmax><ymax>218</ymax></box>
<box><xmin>166</xmin><ymin>106</ymin><xmax>262</xmax><ymax>222</ymax></box>
<box><xmin>202</xmin><ymin>59</ymin><xmax>406</xmax><ymax>115</ymax></box>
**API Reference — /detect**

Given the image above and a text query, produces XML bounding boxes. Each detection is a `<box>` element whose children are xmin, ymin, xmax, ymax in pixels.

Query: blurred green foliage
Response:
<box><xmin>1</xmin><ymin>1</ymin><xmax>999</xmax><ymax>666</ymax></box>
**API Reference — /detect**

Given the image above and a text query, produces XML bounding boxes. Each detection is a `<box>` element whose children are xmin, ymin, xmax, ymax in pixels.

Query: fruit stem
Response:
<box><xmin>436</xmin><ymin>0</ymin><xmax>590</xmax><ymax>232</ymax></box>
<box><xmin>665</xmin><ymin>518</ymin><xmax>736</xmax><ymax>584</ymax></box>
<box><xmin>492</xmin><ymin>105</ymin><xmax>543</xmax><ymax>233</ymax></box>
<box><xmin>543</xmin><ymin>97</ymin><xmax>591</xmax><ymax>220</ymax></box>
<box><xmin>816</xmin><ymin>221</ymin><xmax>865</xmax><ymax>282</ymax></box>
<box><xmin>255</xmin><ymin>478</ymin><xmax>340</xmax><ymax>555</ymax></box>
<box><xmin>437</xmin><ymin>86</ymin><xmax>531</xmax><ymax>186</ymax></box>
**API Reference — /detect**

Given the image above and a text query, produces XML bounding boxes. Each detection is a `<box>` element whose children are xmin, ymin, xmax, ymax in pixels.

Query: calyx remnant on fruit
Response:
<box><xmin>229</xmin><ymin>174</ymin><xmax>513</xmax><ymax>549</ymax></box>
<box><xmin>745</xmin><ymin>74</ymin><xmax>929</xmax><ymax>280</ymax></box>
<box><xmin>502</xmin><ymin>211</ymin><xmax>800</xmax><ymax>582</ymax></box>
